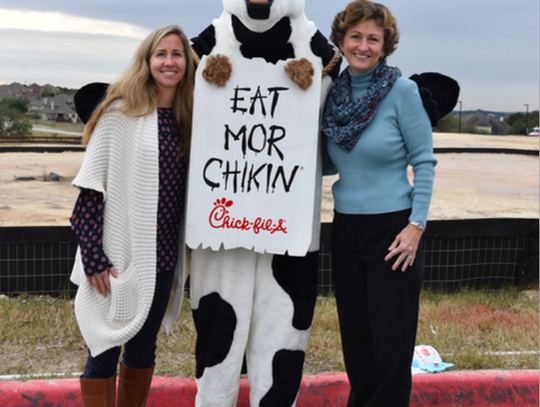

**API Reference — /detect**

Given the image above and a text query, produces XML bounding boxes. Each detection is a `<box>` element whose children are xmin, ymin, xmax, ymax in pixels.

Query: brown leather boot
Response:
<box><xmin>79</xmin><ymin>374</ymin><xmax>116</xmax><ymax>407</ymax></box>
<box><xmin>117</xmin><ymin>362</ymin><xmax>155</xmax><ymax>407</ymax></box>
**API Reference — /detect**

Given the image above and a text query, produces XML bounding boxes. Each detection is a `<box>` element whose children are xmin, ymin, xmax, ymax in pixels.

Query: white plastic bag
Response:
<box><xmin>412</xmin><ymin>345</ymin><xmax>455</xmax><ymax>375</ymax></box>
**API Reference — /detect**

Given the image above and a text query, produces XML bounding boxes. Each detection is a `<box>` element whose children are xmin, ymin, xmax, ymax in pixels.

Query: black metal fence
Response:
<box><xmin>421</xmin><ymin>219</ymin><xmax>538</xmax><ymax>291</ymax></box>
<box><xmin>1</xmin><ymin>218</ymin><xmax>537</xmax><ymax>297</ymax></box>
<box><xmin>318</xmin><ymin>218</ymin><xmax>538</xmax><ymax>294</ymax></box>
<box><xmin>0</xmin><ymin>227</ymin><xmax>77</xmax><ymax>296</ymax></box>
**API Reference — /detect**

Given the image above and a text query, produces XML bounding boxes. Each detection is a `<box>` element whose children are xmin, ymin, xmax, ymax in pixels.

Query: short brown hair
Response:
<box><xmin>330</xmin><ymin>0</ymin><xmax>400</xmax><ymax>57</ymax></box>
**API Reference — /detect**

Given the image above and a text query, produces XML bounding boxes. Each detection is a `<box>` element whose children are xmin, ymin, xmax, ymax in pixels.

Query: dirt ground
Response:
<box><xmin>0</xmin><ymin>133</ymin><xmax>538</xmax><ymax>226</ymax></box>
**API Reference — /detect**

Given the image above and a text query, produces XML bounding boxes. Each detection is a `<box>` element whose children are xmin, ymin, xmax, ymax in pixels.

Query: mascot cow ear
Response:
<box><xmin>409</xmin><ymin>73</ymin><xmax>460</xmax><ymax>128</ymax></box>
<box><xmin>74</xmin><ymin>82</ymin><xmax>109</xmax><ymax>124</ymax></box>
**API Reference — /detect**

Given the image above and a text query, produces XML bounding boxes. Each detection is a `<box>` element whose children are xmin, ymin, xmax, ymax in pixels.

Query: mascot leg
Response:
<box><xmin>191</xmin><ymin>248</ymin><xmax>318</xmax><ymax>407</ymax></box>
<box><xmin>191</xmin><ymin>247</ymin><xmax>257</xmax><ymax>407</ymax></box>
<box><xmin>247</xmin><ymin>251</ymin><xmax>319</xmax><ymax>407</ymax></box>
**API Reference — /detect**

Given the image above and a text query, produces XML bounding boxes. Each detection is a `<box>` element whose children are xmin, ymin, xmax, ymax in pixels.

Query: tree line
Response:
<box><xmin>505</xmin><ymin>111</ymin><xmax>539</xmax><ymax>135</ymax></box>
<box><xmin>434</xmin><ymin>110</ymin><xmax>539</xmax><ymax>135</ymax></box>
<box><xmin>1</xmin><ymin>95</ymin><xmax>538</xmax><ymax>137</ymax></box>
<box><xmin>0</xmin><ymin>99</ymin><xmax>31</xmax><ymax>136</ymax></box>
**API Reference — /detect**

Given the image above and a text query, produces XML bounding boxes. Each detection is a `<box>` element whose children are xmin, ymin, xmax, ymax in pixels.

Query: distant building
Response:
<box><xmin>474</xmin><ymin>125</ymin><xmax>493</xmax><ymax>135</ymax></box>
<box><xmin>462</xmin><ymin>112</ymin><xmax>511</xmax><ymax>135</ymax></box>
<box><xmin>28</xmin><ymin>83</ymin><xmax>44</xmax><ymax>97</ymax></box>
<box><xmin>42</xmin><ymin>84</ymin><xmax>60</xmax><ymax>95</ymax></box>
<box><xmin>28</xmin><ymin>93</ymin><xmax>78</xmax><ymax>123</ymax></box>
<box><xmin>0</xmin><ymin>82</ymin><xmax>36</xmax><ymax>100</ymax></box>
<box><xmin>0</xmin><ymin>82</ymin><xmax>80</xmax><ymax>122</ymax></box>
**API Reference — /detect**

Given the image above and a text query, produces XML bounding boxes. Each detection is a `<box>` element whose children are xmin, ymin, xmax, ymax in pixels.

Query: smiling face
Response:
<box><xmin>339</xmin><ymin>19</ymin><xmax>385</xmax><ymax>75</ymax></box>
<box><xmin>149</xmin><ymin>33</ymin><xmax>186</xmax><ymax>106</ymax></box>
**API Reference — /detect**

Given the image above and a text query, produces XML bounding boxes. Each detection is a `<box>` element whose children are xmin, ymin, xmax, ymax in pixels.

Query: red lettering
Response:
<box><xmin>208</xmin><ymin>198</ymin><xmax>287</xmax><ymax>235</ymax></box>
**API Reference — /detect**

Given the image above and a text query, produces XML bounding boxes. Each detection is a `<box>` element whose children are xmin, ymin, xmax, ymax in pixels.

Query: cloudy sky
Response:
<box><xmin>0</xmin><ymin>0</ymin><xmax>538</xmax><ymax>112</ymax></box>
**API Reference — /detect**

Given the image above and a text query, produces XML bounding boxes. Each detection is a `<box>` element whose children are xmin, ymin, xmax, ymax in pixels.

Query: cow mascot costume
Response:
<box><xmin>73</xmin><ymin>1</ymin><xmax>457</xmax><ymax>406</ymax></box>
<box><xmin>187</xmin><ymin>0</ymin><xmax>341</xmax><ymax>406</ymax></box>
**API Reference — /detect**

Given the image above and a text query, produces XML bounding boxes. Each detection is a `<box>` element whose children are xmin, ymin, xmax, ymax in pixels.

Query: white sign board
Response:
<box><xmin>186</xmin><ymin>57</ymin><xmax>322</xmax><ymax>256</ymax></box>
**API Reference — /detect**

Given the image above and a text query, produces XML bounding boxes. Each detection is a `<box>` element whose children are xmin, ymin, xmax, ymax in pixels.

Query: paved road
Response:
<box><xmin>32</xmin><ymin>126</ymin><xmax>82</xmax><ymax>136</ymax></box>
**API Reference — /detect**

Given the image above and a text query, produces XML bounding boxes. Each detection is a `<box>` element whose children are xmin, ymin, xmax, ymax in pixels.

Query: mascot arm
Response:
<box><xmin>191</xmin><ymin>24</ymin><xmax>233</xmax><ymax>88</ymax></box>
<box><xmin>191</xmin><ymin>25</ymin><xmax>217</xmax><ymax>59</ymax></box>
<box><xmin>310</xmin><ymin>31</ymin><xmax>341</xmax><ymax>80</ymax></box>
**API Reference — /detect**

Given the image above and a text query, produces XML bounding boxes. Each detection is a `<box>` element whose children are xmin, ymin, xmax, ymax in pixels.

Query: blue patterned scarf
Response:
<box><xmin>322</xmin><ymin>59</ymin><xmax>401</xmax><ymax>152</ymax></box>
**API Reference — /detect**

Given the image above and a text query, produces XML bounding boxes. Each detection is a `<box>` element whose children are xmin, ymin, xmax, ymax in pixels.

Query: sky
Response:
<box><xmin>0</xmin><ymin>0</ymin><xmax>538</xmax><ymax>112</ymax></box>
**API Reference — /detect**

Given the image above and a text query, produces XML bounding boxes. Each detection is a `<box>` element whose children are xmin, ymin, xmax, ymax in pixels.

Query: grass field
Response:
<box><xmin>0</xmin><ymin>287</ymin><xmax>537</xmax><ymax>378</ymax></box>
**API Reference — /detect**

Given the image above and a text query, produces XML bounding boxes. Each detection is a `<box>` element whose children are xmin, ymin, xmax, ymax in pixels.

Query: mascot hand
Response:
<box><xmin>284</xmin><ymin>58</ymin><xmax>314</xmax><ymax>90</ymax></box>
<box><xmin>203</xmin><ymin>54</ymin><xmax>232</xmax><ymax>87</ymax></box>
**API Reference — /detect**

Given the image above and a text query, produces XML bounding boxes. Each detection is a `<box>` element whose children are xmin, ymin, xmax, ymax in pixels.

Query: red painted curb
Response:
<box><xmin>410</xmin><ymin>370</ymin><xmax>540</xmax><ymax>406</ymax></box>
<box><xmin>0</xmin><ymin>371</ymin><xmax>537</xmax><ymax>406</ymax></box>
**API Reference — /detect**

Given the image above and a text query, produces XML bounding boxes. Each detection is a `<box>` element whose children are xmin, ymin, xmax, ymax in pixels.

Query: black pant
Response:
<box><xmin>331</xmin><ymin>209</ymin><xmax>423</xmax><ymax>407</ymax></box>
<box><xmin>83</xmin><ymin>269</ymin><xmax>175</xmax><ymax>379</ymax></box>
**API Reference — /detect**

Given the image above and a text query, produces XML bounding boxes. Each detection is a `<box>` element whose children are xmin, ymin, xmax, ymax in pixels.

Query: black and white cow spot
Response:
<box><xmin>192</xmin><ymin>292</ymin><xmax>237</xmax><ymax>379</ymax></box>
<box><xmin>260</xmin><ymin>349</ymin><xmax>305</xmax><ymax>407</ymax></box>
<box><xmin>272</xmin><ymin>251</ymin><xmax>319</xmax><ymax>330</ymax></box>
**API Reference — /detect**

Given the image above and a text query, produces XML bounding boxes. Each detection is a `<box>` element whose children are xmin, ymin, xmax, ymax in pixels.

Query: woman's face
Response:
<box><xmin>149</xmin><ymin>34</ymin><xmax>186</xmax><ymax>95</ymax></box>
<box><xmin>339</xmin><ymin>19</ymin><xmax>385</xmax><ymax>75</ymax></box>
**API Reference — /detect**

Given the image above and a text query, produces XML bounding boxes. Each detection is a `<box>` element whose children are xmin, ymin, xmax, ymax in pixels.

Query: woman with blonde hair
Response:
<box><xmin>70</xmin><ymin>24</ymin><xmax>194</xmax><ymax>406</ymax></box>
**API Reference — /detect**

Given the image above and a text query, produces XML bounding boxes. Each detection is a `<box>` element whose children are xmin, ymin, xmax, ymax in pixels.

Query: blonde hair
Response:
<box><xmin>330</xmin><ymin>0</ymin><xmax>400</xmax><ymax>57</ymax></box>
<box><xmin>82</xmin><ymin>24</ymin><xmax>195</xmax><ymax>156</ymax></box>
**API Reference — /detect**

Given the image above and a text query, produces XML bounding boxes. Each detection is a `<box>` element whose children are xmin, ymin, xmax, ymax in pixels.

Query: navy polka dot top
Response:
<box><xmin>71</xmin><ymin>108</ymin><xmax>187</xmax><ymax>276</ymax></box>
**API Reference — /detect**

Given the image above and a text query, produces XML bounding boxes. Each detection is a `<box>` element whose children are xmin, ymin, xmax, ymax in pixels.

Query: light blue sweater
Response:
<box><xmin>323</xmin><ymin>65</ymin><xmax>437</xmax><ymax>226</ymax></box>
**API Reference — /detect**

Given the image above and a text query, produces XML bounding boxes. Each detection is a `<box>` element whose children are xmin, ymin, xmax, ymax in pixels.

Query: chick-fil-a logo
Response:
<box><xmin>209</xmin><ymin>197</ymin><xmax>287</xmax><ymax>235</ymax></box>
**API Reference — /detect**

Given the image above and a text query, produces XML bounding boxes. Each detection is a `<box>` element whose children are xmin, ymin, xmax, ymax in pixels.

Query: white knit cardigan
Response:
<box><xmin>70</xmin><ymin>106</ymin><xmax>186</xmax><ymax>357</ymax></box>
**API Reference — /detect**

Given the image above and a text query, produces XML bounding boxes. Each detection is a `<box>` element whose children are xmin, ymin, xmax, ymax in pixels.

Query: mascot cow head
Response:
<box><xmin>222</xmin><ymin>0</ymin><xmax>306</xmax><ymax>29</ymax></box>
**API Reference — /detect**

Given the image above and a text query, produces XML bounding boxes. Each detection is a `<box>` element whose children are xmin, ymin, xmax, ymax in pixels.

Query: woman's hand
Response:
<box><xmin>385</xmin><ymin>224</ymin><xmax>423</xmax><ymax>272</ymax></box>
<box><xmin>86</xmin><ymin>266</ymin><xmax>118</xmax><ymax>297</ymax></box>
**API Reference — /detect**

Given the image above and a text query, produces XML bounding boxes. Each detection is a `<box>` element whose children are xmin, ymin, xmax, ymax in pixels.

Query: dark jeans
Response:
<box><xmin>83</xmin><ymin>269</ymin><xmax>175</xmax><ymax>379</ymax></box>
<box><xmin>331</xmin><ymin>209</ymin><xmax>423</xmax><ymax>407</ymax></box>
